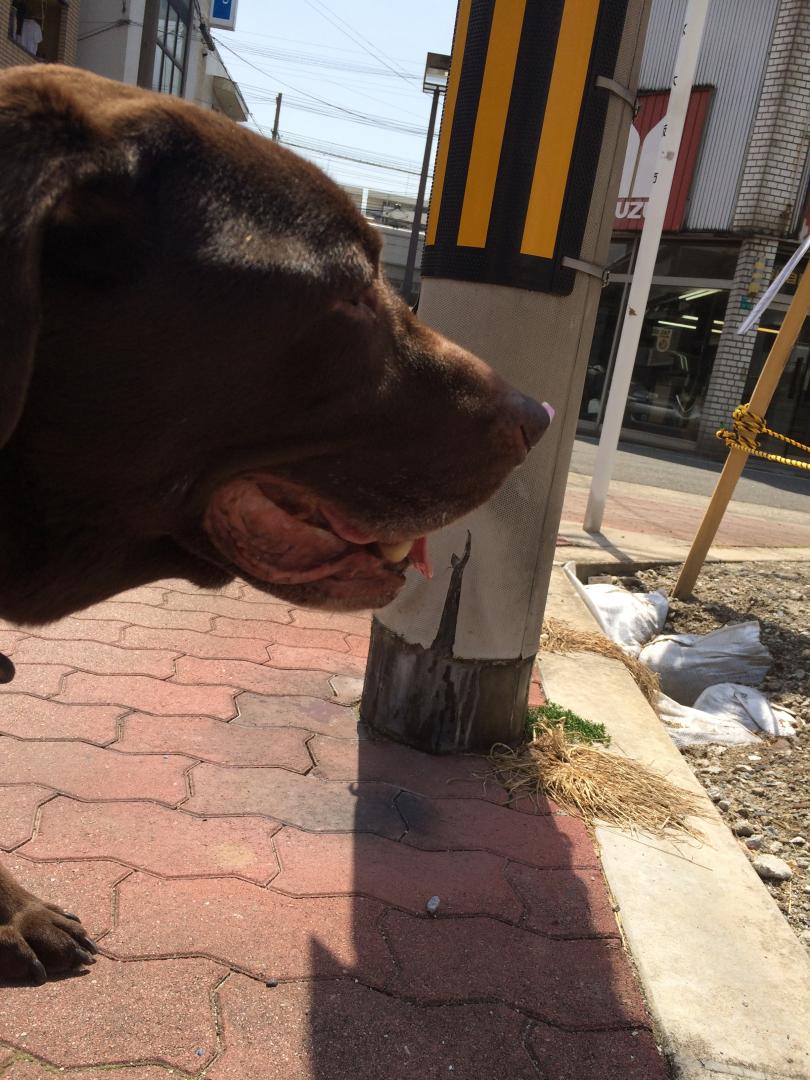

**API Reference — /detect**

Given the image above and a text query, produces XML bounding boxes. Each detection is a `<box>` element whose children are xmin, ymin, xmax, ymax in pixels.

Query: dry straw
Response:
<box><xmin>492</xmin><ymin>725</ymin><xmax>704</xmax><ymax>838</ymax></box>
<box><xmin>541</xmin><ymin>617</ymin><xmax>661</xmax><ymax>706</ymax></box>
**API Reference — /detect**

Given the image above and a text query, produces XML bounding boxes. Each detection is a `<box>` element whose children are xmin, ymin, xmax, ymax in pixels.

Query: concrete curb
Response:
<box><xmin>542</xmin><ymin>567</ymin><xmax>810</xmax><ymax>1080</ymax></box>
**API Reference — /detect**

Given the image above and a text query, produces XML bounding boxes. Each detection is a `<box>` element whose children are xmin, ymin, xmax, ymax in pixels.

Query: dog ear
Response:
<box><xmin>0</xmin><ymin>72</ymin><xmax>154</xmax><ymax>448</ymax></box>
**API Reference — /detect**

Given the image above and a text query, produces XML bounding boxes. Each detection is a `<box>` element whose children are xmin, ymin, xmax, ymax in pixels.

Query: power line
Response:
<box><xmin>219</xmin><ymin>39</ymin><xmax>421</xmax><ymax>81</ymax></box>
<box><xmin>215</xmin><ymin>38</ymin><xmax>415</xmax><ymax>130</ymax></box>
<box><xmin>301</xmin><ymin>0</ymin><xmax>416</xmax><ymax>88</ymax></box>
<box><xmin>238</xmin><ymin>83</ymin><xmax>428</xmax><ymax>137</ymax></box>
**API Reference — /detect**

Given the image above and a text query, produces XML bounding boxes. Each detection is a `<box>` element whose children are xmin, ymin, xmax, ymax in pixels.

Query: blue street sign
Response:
<box><xmin>210</xmin><ymin>0</ymin><xmax>237</xmax><ymax>30</ymax></box>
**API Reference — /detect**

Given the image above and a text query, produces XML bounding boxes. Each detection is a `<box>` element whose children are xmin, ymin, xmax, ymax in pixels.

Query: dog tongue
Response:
<box><xmin>408</xmin><ymin>537</ymin><xmax>432</xmax><ymax>579</ymax></box>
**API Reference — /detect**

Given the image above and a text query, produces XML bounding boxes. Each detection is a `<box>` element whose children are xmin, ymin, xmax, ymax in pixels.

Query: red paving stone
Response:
<box><xmin>528</xmin><ymin>1024</ymin><xmax>668</xmax><ymax>1079</ymax></box>
<box><xmin>0</xmin><ymin>957</ymin><xmax>223</xmax><ymax>1071</ymax></box>
<box><xmin>506</xmin><ymin>862</ymin><xmax>621</xmax><ymax>937</ymax></box>
<box><xmin>74</xmin><ymin>600</ymin><xmax>214</xmax><ymax>631</ymax></box>
<box><xmin>289</xmin><ymin>608</ymin><xmax>373</xmax><ymax>636</ymax></box>
<box><xmin>22</xmin><ymin>799</ymin><xmax>281</xmax><ymax>881</ymax></box>
<box><xmin>273</xmin><ymin>828</ymin><xmax>522</xmax><ymax>920</ymax></box>
<box><xmin>107</xmin><ymin>586</ymin><xmax>170</xmax><ymax>605</ymax></box>
<box><xmin>211</xmin><ymin>976</ymin><xmax>540</xmax><ymax>1080</ymax></box>
<box><xmin>233</xmin><ymin>692</ymin><xmax>361</xmax><ymax>738</ymax></box>
<box><xmin>398</xmin><ymin>790</ymin><xmax>599</xmax><ymax>867</ymax></box>
<box><xmin>345</xmin><ymin>633</ymin><xmax>369</xmax><ymax>657</ymax></box>
<box><xmin>0</xmin><ymin>695</ymin><xmax>125</xmax><ymax>744</ymax></box>
<box><xmin>7</xmin><ymin>639</ymin><xmax>179</xmax><ymax>678</ymax></box>
<box><xmin>310</xmin><ymin>734</ymin><xmax>508</xmax><ymax>802</ymax></box>
<box><xmin>166</xmin><ymin>592</ymin><xmax>293</xmax><ymax>622</ymax></box>
<box><xmin>0</xmin><ymin>587</ymin><xmax>665</xmax><ymax>1078</ymax></box>
<box><xmin>10</xmin><ymin>617</ymin><xmax>128</xmax><ymax>644</ymax></box>
<box><xmin>160</xmin><ymin>578</ymin><xmax>245</xmax><ymax>599</ymax></box>
<box><xmin>1</xmin><ymin>1063</ymin><xmax>171</xmax><ymax>1080</ymax></box>
<box><xmin>55</xmin><ymin>672</ymin><xmax>238</xmax><ymax>718</ymax></box>
<box><xmin>561</xmin><ymin>482</ymin><xmax>810</xmax><ymax>547</ymax></box>
<box><xmin>105</xmin><ymin>874</ymin><xmax>395</xmax><ymax>983</ymax></box>
<box><xmin>238</xmin><ymin>584</ymin><xmax>294</xmax><ymax>605</ymax></box>
<box><xmin>116</xmin><ymin>712</ymin><xmax>313</xmax><ymax>771</ymax></box>
<box><xmin>185</xmin><ymin>764</ymin><xmax>403</xmax><ymax>837</ymax></box>
<box><xmin>0</xmin><ymin>630</ymin><xmax>28</xmax><ymax>652</ymax></box>
<box><xmin>265</xmin><ymin>643</ymin><xmax>367</xmax><ymax>676</ymax></box>
<box><xmin>173</xmin><ymin>656</ymin><xmax>333</xmax><ymax>698</ymax></box>
<box><xmin>0</xmin><ymin>665</ymin><xmax>73</xmax><ymax>697</ymax></box>
<box><xmin>2</xmin><ymin>857</ymin><xmax>128</xmax><ymax>939</ymax></box>
<box><xmin>122</xmin><ymin>623</ymin><xmax>270</xmax><ymax>661</ymax></box>
<box><xmin>383</xmin><ymin>910</ymin><xmax>649</xmax><ymax>1026</ymax></box>
<box><xmin>0</xmin><ymin>785</ymin><xmax>54</xmax><ymax>849</ymax></box>
<box><xmin>0</xmin><ymin>738</ymin><xmax>192</xmax><ymax>805</ymax></box>
<box><xmin>213</xmin><ymin>617</ymin><xmax>350</xmax><ymax>652</ymax></box>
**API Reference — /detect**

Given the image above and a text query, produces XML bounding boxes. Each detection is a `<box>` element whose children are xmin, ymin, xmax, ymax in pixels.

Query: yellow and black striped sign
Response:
<box><xmin>423</xmin><ymin>0</ymin><xmax>629</xmax><ymax>295</ymax></box>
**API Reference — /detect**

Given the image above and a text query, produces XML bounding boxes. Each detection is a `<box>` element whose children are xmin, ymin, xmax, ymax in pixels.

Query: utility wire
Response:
<box><xmin>301</xmin><ymin>0</ymin><xmax>416</xmax><ymax>87</ymax></box>
<box><xmin>216</xmin><ymin>39</ymin><xmax>427</xmax><ymax>137</ymax></box>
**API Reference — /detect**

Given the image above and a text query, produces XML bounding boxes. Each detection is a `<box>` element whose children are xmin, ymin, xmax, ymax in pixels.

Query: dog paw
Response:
<box><xmin>0</xmin><ymin>896</ymin><xmax>98</xmax><ymax>984</ymax></box>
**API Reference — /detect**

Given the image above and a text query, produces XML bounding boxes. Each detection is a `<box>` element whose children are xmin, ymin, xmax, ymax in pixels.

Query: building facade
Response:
<box><xmin>3</xmin><ymin>0</ymin><xmax>79</xmax><ymax>69</ymax></box>
<box><xmin>581</xmin><ymin>0</ymin><xmax>810</xmax><ymax>458</ymax></box>
<box><xmin>76</xmin><ymin>0</ymin><xmax>246</xmax><ymax>119</ymax></box>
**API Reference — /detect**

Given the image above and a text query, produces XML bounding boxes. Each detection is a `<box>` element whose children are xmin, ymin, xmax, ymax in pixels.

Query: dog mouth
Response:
<box><xmin>203</xmin><ymin>473</ymin><xmax>433</xmax><ymax>603</ymax></box>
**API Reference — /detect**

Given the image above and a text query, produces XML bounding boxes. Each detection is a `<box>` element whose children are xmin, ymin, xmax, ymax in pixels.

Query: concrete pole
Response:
<box><xmin>361</xmin><ymin>0</ymin><xmax>651</xmax><ymax>753</ymax></box>
<box><xmin>402</xmin><ymin>86</ymin><xmax>441</xmax><ymax>303</ymax></box>
<box><xmin>583</xmin><ymin>0</ymin><xmax>709</xmax><ymax>533</ymax></box>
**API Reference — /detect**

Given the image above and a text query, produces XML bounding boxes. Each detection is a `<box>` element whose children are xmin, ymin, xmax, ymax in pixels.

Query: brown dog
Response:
<box><xmin>0</xmin><ymin>65</ymin><xmax>551</xmax><ymax>983</ymax></box>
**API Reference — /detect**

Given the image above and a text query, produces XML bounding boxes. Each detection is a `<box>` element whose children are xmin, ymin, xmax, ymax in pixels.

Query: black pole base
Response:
<box><xmin>360</xmin><ymin>616</ymin><xmax>534</xmax><ymax>755</ymax></box>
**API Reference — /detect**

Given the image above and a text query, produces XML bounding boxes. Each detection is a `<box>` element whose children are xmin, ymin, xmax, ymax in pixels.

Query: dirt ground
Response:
<box><xmin>633</xmin><ymin>561</ymin><xmax>810</xmax><ymax>949</ymax></box>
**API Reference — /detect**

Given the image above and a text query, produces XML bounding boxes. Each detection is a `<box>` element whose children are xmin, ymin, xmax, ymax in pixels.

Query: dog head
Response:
<box><xmin>0</xmin><ymin>66</ymin><xmax>551</xmax><ymax>621</ymax></box>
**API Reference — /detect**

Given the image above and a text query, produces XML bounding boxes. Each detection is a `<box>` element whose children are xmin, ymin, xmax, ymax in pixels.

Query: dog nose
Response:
<box><xmin>506</xmin><ymin>392</ymin><xmax>555</xmax><ymax>450</ymax></box>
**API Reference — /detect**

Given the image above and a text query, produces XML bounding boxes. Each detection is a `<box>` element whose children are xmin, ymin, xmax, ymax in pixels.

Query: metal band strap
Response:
<box><xmin>595</xmin><ymin>75</ymin><xmax>638</xmax><ymax>112</ymax></box>
<box><xmin>561</xmin><ymin>256</ymin><xmax>611</xmax><ymax>287</ymax></box>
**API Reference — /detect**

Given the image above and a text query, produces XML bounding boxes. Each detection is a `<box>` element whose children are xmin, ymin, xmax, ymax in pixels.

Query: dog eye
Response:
<box><xmin>334</xmin><ymin>291</ymin><xmax>379</xmax><ymax>323</ymax></box>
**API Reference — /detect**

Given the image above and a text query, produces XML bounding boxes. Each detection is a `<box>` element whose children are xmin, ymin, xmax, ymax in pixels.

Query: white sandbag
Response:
<box><xmin>656</xmin><ymin>693</ymin><xmax>760</xmax><ymax>748</ymax></box>
<box><xmin>562</xmin><ymin>562</ymin><xmax>668</xmax><ymax>656</ymax></box>
<box><xmin>694</xmin><ymin>683</ymin><xmax>797</xmax><ymax>738</ymax></box>
<box><xmin>657</xmin><ymin>684</ymin><xmax>797</xmax><ymax>748</ymax></box>
<box><xmin>640</xmin><ymin>621</ymin><xmax>771</xmax><ymax>705</ymax></box>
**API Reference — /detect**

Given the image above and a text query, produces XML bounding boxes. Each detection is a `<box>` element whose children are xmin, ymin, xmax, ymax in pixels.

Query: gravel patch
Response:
<box><xmin>631</xmin><ymin>561</ymin><xmax>810</xmax><ymax>949</ymax></box>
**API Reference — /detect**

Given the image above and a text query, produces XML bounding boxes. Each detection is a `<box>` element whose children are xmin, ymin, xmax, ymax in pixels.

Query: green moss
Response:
<box><xmin>526</xmin><ymin>701</ymin><xmax>610</xmax><ymax>746</ymax></box>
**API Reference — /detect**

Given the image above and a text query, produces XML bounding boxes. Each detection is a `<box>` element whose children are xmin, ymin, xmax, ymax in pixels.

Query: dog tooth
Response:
<box><xmin>378</xmin><ymin>541</ymin><xmax>412</xmax><ymax>563</ymax></box>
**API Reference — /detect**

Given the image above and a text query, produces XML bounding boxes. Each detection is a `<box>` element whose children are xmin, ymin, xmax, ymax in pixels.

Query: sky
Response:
<box><xmin>211</xmin><ymin>0</ymin><xmax>458</xmax><ymax>202</ymax></box>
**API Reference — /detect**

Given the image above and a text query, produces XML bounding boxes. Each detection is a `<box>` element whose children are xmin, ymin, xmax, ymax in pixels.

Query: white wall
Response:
<box><xmin>77</xmin><ymin>0</ymin><xmax>144</xmax><ymax>84</ymax></box>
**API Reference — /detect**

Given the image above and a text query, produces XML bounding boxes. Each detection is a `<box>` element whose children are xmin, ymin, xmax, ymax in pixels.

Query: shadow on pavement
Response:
<box><xmin>305</xmin><ymin>726</ymin><xmax>669</xmax><ymax>1079</ymax></box>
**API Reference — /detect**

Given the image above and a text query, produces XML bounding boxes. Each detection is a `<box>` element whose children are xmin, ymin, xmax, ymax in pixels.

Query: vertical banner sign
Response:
<box><xmin>209</xmin><ymin>0</ymin><xmax>238</xmax><ymax>31</ymax></box>
<box><xmin>615</xmin><ymin>87</ymin><xmax>712</xmax><ymax>230</ymax></box>
<box><xmin>423</xmin><ymin>0</ymin><xmax>630</xmax><ymax>295</ymax></box>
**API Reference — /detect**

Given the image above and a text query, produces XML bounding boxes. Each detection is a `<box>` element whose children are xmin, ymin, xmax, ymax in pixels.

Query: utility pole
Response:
<box><xmin>272</xmin><ymin>92</ymin><xmax>282</xmax><ymax>141</ymax></box>
<box><xmin>361</xmin><ymin>0</ymin><xmax>652</xmax><ymax>753</ymax></box>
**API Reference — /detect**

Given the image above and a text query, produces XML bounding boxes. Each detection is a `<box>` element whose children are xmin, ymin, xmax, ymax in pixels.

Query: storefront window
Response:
<box><xmin>581</xmin><ymin>284</ymin><xmax>729</xmax><ymax>441</ymax></box>
<box><xmin>580</xmin><ymin>281</ymin><xmax>626</xmax><ymax>424</ymax></box>
<box><xmin>624</xmin><ymin>285</ymin><xmax>729</xmax><ymax>440</ymax></box>
<box><xmin>742</xmin><ymin>308</ymin><xmax>810</xmax><ymax>454</ymax></box>
<box><xmin>653</xmin><ymin>241</ymin><xmax>738</xmax><ymax>281</ymax></box>
<box><xmin>606</xmin><ymin>240</ymin><xmax>635</xmax><ymax>275</ymax></box>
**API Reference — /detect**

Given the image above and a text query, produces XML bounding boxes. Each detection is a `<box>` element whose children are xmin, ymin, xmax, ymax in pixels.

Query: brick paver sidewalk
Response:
<box><xmin>0</xmin><ymin>580</ymin><xmax>667</xmax><ymax>1079</ymax></box>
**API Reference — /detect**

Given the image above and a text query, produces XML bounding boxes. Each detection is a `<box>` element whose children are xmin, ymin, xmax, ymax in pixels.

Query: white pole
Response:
<box><xmin>584</xmin><ymin>0</ymin><xmax>710</xmax><ymax>533</ymax></box>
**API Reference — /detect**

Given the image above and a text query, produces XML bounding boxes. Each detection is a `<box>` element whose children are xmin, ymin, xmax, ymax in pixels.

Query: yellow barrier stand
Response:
<box><xmin>673</xmin><ymin>262</ymin><xmax>810</xmax><ymax>599</ymax></box>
